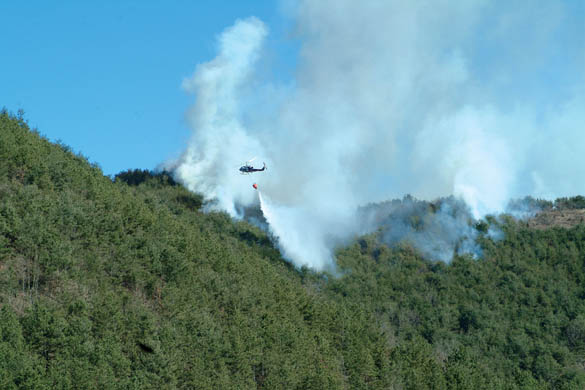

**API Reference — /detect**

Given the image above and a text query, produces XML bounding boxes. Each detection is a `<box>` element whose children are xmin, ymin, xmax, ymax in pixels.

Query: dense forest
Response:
<box><xmin>1</xmin><ymin>110</ymin><xmax>585</xmax><ymax>389</ymax></box>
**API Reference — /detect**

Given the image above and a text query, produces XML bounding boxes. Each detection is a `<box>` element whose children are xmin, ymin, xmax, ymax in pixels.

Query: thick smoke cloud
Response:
<box><xmin>172</xmin><ymin>1</ymin><xmax>584</xmax><ymax>269</ymax></box>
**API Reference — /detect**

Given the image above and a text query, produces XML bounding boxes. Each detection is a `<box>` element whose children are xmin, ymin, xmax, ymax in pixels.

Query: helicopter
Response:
<box><xmin>238</xmin><ymin>157</ymin><xmax>267</xmax><ymax>174</ymax></box>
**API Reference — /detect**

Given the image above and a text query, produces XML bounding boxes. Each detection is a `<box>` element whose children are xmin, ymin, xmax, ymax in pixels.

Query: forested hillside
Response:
<box><xmin>1</xmin><ymin>110</ymin><xmax>585</xmax><ymax>389</ymax></box>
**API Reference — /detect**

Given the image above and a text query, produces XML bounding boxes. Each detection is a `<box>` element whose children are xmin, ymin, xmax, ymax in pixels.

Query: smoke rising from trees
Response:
<box><xmin>171</xmin><ymin>1</ymin><xmax>584</xmax><ymax>269</ymax></box>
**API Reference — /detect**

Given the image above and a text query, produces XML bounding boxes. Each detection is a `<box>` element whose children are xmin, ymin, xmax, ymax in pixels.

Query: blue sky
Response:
<box><xmin>0</xmin><ymin>0</ymin><xmax>296</xmax><ymax>175</ymax></box>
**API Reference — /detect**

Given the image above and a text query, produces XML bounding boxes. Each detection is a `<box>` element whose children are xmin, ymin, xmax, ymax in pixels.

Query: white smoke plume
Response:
<box><xmin>172</xmin><ymin>2</ymin><xmax>585</xmax><ymax>270</ymax></box>
<box><xmin>173</xmin><ymin>17</ymin><xmax>268</xmax><ymax>216</ymax></box>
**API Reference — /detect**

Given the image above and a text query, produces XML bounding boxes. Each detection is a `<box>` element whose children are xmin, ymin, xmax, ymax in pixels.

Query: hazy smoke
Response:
<box><xmin>359</xmin><ymin>196</ymin><xmax>481</xmax><ymax>262</ymax></box>
<box><xmin>172</xmin><ymin>2</ymin><xmax>584</xmax><ymax>269</ymax></box>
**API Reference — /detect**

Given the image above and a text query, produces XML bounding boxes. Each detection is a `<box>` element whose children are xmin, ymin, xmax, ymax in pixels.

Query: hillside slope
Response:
<box><xmin>1</xmin><ymin>110</ymin><xmax>585</xmax><ymax>389</ymax></box>
<box><xmin>0</xmin><ymin>111</ymin><xmax>390</xmax><ymax>389</ymax></box>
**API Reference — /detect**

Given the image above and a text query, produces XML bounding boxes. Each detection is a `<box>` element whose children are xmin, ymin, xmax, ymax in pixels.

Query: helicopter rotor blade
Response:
<box><xmin>235</xmin><ymin>157</ymin><xmax>254</xmax><ymax>167</ymax></box>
